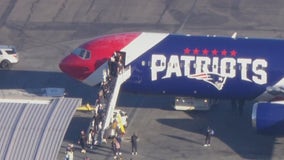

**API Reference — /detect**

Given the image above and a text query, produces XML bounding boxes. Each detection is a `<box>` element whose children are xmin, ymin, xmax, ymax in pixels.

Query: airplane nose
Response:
<box><xmin>59</xmin><ymin>54</ymin><xmax>92</xmax><ymax>80</ymax></box>
<box><xmin>59</xmin><ymin>56</ymin><xmax>75</xmax><ymax>78</ymax></box>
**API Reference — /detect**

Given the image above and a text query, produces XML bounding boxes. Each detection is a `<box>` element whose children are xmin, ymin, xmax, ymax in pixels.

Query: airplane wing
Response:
<box><xmin>255</xmin><ymin>78</ymin><xmax>284</xmax><ymax>101</ymax></box>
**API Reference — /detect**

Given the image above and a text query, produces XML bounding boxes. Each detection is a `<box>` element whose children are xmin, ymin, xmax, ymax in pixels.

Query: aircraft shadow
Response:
<box><xmin>0</xmin><ymin>70</ymin><xmax>97</xmax><ymax>104</ymax></box>
<box><xmin>156</xmin><ymin>101</ymin><xmax>279</xmax><ymax>159</ymax></box>
<box><xmin>117</xmin><ymin>92</ymin><xmax>175</xmax><ymax>110</ymax></box>
<box><xmin>0</xmin><ymin>70</ymin><xmax>174</xmax><ymax>109</ymax></box>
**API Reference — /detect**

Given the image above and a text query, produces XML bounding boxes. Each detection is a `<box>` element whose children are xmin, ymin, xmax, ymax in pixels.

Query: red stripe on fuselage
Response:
<box><xmin>59</xmin><ymin>32</ymin><xmax>141</xmax><ymax>81</ymax></box>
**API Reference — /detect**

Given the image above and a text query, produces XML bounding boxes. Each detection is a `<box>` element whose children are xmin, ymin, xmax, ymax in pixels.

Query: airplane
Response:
<box><xmin>59</xmin><ymin>32</ymin><xmax>284</xmax><ymax>134</ymax></box>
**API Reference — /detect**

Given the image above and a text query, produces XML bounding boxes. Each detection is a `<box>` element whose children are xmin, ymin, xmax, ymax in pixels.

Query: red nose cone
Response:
<box><xmin>59</xmin><ymin>54</ymin><xmax>93</xmax><ymax>80</ymax></box>
<box><xmin>60</xmin><ymin>32</ymin><xmax>141</xmax><ymax>83</ymax></box>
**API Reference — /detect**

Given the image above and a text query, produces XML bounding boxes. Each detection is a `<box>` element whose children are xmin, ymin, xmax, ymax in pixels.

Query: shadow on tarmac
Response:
<box><xmin>64</xmin><ymin>116</ymin><xmax>90</xmax><ymax>142</ymax></box>
<box><xmin>118</xmin><ymin>92</ymin><xmax>175</xmax><ymax>110</ymax></box>
<box><xmin>0</xmin><ymin>70</ymin><xmax>97</xmax><ymax>104</ymax></box>
<box><xmin>156</xmin><ymin>101</ymin><xmax>280</xmax><ymax>159</ymax></box>
<box><xmin>116</xmin><ymin>90</ymin><xmax>282</xmax><ymax>159</ymax></box>
<box><xmin>1</xmin><ymin>70</ymin><xmax>282</xmax><ymax>159</ymax></box>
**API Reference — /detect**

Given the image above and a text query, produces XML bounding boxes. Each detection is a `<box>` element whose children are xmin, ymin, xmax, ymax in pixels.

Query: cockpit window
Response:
<box><xmin>72</xmin><ymin>48</ymin><xmax>91</xmax><ymax>59</ymax></box>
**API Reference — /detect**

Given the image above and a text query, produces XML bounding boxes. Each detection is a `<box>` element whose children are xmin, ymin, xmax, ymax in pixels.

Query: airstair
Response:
<box><xmin>98</xmin><ymin>66</ymin><xmax>131</xmax><ymax>143</ymax></box>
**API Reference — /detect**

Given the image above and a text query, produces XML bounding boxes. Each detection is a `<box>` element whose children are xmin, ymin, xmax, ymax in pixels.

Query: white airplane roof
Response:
<box><xmin>0</xmin><ymin>97</ymin><xmax>81</xmax><ymax>160</ymax></box>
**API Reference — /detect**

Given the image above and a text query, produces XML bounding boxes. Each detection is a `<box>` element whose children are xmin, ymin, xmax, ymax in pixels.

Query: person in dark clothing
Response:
<box><xmin>112</xmin><ymin>137</ymin><xmax>121</xmax><ymax>159</ymax></box>
<box><xmin>109</xmin><ymin>56</ymin><xmax>118</xmax><ymax>77</ymax></box>
<box><xmin>204</xmin><ymin>126</ymin><xmax>214</xmax><ymax>147</ymax></box>
<box><xmin>78</xmin><ymin>130</ymin><xmax>87</xmax><ymax>153</ymax></box>
<box><xmin>117</xmin><ymin>54</ymin><xmax>124</xmax><ymax>74</ymax></box>
<box><xmin>131</xmin><ymin>132</ymin><xmax>138</xmax><ymax>155</ymax></box>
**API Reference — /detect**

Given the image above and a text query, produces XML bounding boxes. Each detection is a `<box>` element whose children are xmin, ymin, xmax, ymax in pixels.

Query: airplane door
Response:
<box><xmin>116</xmin><ymin>51</ymin><xmax>126</xmax><ymax>67</ymax></box>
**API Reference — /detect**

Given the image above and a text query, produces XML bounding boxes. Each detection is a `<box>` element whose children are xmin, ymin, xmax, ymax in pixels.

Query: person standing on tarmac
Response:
<box><xmin>65</xmin><ymin>144</ymin><xmax>74</xmax><ymax>160</ymax></box>
<box><xmin>131</xmin><ymin>132</ymin><xmax>138</xmax><ymax>155</ymax></box>
<box><xmin>112</xmin><ymin>137</ymin><xmax>121</xmax><ymax>159</ymax></box>
<box><xmin>204</xmin><ymin>126</ymin><xmax>214</xmax><ymax>147</ymax></box>
<box><xmin>78</xmin><ymin>130</ymin><xmax>87</xmax><ymax>153</ymax></box>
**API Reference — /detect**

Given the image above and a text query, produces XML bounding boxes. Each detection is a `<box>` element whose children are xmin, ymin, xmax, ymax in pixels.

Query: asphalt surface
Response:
<box><xmin>1</xmin><ymin>0</ymin><xmax>284</xmax><ymax>160</ymax></box>
<box><xmin>57</xmin><ymin>96</ymin><xmax>284</xmax><ymax>160</ymax></box>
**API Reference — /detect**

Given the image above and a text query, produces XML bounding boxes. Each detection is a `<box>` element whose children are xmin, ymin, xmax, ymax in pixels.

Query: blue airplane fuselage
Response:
<box><xmin>123</xmin><ymin>35</ymin><xmax>284</xmax><ymax>100</ymax></box>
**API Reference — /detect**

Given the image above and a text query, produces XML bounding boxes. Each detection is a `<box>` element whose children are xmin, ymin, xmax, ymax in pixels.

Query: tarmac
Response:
<box><xmin>56</xmin><ymin>95</ymin><xmax>284</xmax><ymax>160</ymax></box>
<box><xmin>0</xmin><ymin>0</ymin><xmax>284</xmax><ymax>159</ymax></box>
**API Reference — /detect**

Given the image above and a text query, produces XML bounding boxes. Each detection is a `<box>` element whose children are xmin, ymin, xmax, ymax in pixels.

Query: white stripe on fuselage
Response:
<box><xmin>121</xmin><ymin>32</ymin><xmax>169</xmax><ymax>65</ymax></box>
<box><xmin>83</xmin><ymin>62</ymin><xmax>108</xmax><ymax>86</ymax></box>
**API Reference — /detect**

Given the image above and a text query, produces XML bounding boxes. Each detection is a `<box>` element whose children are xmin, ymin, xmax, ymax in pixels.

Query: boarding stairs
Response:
<box><xmin>100</xmin><ymin>66</ymin><xmax>131</xmax><ymax>141</ymax></box>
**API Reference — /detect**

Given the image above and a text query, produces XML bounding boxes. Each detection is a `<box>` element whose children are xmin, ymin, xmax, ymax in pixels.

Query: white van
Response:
<box><xmin>0</xmin><ymin>45</ymin><xmax>19</xmax><ymax>69</ymax></box>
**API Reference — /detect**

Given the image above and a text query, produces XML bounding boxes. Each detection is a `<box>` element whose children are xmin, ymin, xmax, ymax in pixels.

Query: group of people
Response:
<box><xmin>111</xmin><ymin>132</ymin><xmax>139</xmax><ymax>159</ymax></box>
<box><xmin>81</xmin><ymin>51</ymin><xmax>126</xmax><ymax>150</ymax></box>
<box><xmin>67</xmin><ymin>51</ymin><xmax>137</xmax><ymax>159</ymax></box>
<box><xmin>73</xmin><ymin>125</ymin><xmax>211</xmax><ymax>159</ymax></box>
<box><xmin>108</xmin><ymin>51</ymin><xmax>125</xmax><ymax>77</ymax></box>
<box><xmin>77</xmin><ymin>99</ymin><xmax>107</xmax><ymax>154</ymax></box>
<box><xmin>65</xmin><ymin>130</ymin><xmax>90</xmax><ymax>159</ymax></box>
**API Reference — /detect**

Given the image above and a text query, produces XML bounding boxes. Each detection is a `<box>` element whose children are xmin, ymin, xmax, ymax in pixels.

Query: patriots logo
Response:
<box><xmin>189</xmin><ymin>72</ymin><xmax>227</xmax><ymax>90</ymax></box>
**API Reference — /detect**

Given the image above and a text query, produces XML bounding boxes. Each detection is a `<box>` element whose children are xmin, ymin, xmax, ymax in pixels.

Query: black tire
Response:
<box><xmin>1</xmin><ymin>60</ymin><xmax>11</xmax><ymax>69</ymax></box>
